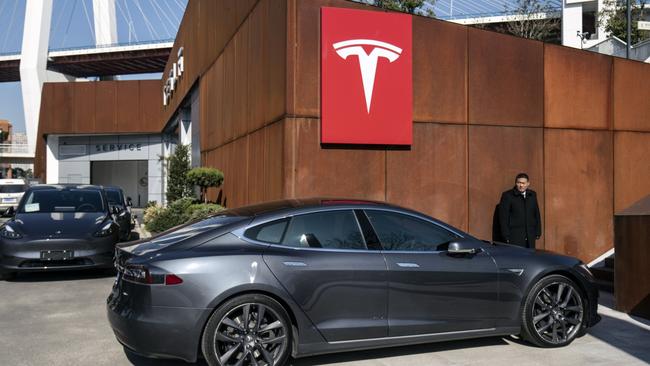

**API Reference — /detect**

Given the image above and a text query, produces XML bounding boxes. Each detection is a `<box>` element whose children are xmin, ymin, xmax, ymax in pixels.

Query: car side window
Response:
<box><xmin>244</xmin><ymin>219</ymin><xmax>289</xmax><ymax>244</ymax></box>
<box><xmin>364</xmin><ymin>210</ymin><xmax>458</xmax><ymax>251</ymax></box>
<box><xmin>281</xmin><ymin>210</ymin><xmax>366</xmax><ymax>250</ymax></box>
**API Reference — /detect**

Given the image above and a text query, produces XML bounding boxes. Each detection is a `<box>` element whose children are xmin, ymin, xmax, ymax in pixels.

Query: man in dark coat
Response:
<box><xmin>498</xmin><ymin>173</ymin><xmax>541</xmax><ymax>248</ymax></box>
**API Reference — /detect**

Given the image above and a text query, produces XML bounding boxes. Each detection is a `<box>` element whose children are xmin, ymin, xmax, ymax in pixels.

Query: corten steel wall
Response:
<box><xmin>163</xmin><ymin>0</ymin><xmax>650</xmax><ymax>262</ymax></box>
<box><xmin>614</xmin><ymin>197</ymin><xmax>650</xmax><ymax>319</ymax></box>
<box><xmin>34</xmin><ymin>80</ymin><xmax>162</xmax><ymax>179</ymax></box>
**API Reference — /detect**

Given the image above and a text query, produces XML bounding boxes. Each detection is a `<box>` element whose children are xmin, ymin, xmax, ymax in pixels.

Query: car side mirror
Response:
<box><xmin>447</xmin><ymin>240</ymin><xmax>482</xmax><ymax>255</ymax></box>
<box><xmin>126</xmin><ymin>197</ymin><xmax>133</xmax><ymax>207</ymax></box>
<box><xmin>6</xmin><ymin>206</ymin><xmax>15</xmax><ymax>216</ymax></box>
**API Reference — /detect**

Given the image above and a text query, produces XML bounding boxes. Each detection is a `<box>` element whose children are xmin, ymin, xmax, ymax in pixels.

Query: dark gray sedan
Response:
<box><xmin>0</xmin><ymin>184</ymin><xmax>120</xmax><ymax>279</ymax></box>
<box><xmin>107</xmin><ymin>198</ymin><xmax>600</xmax><ymax>366</ymax></box>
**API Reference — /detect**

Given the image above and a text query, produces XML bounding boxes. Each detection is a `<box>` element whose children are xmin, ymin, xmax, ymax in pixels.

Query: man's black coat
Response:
<box><xmin>498</xmin><ymin>187</ymin><xmax>541</xmax><ymax>248</ymax></box>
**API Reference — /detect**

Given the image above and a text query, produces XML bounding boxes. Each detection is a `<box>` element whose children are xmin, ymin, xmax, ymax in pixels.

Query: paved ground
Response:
<box><xmin>0</xmin><ymin>268</ymin><xmax>648</xmax><ymax>366</ymax></box>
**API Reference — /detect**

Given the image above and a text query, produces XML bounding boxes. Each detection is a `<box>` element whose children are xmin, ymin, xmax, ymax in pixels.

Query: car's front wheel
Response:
<box><xmin>521</xmin><ymin>274</ymin><xmax>586</xmax><ymax>347</ymax></box>
<box><xmin>202</xmin><ymin>294</ymin><xmax>292</xmax><ymax>366</ymax></box>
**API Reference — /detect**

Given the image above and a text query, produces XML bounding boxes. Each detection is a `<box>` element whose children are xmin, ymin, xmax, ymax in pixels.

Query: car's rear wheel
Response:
<box><xmin>202</xmin><ymin>294</ymin><xmax>291</xmax><ymax>366</ymax></box>
<box><xmin>521</xmin><ymin>274</ymin><xmax>585</xmax><ymax>347</ymax></box>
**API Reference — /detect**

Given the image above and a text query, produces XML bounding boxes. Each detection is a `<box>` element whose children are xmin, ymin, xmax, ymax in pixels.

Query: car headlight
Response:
<box><xmin>94</xmin><ymin>222</ymin><xmax>116</xmax><ymax>237</ymax></box>
<box><xmin>1</xmin><ymin>224</ymin><xmax>22</xmax><ymax>239</ymax></box>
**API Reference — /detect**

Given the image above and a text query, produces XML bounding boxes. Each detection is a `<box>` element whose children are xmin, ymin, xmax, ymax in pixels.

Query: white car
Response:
<box><xmin>0</xmin><ymin>179</ymin><xmax>28</xmax><ymax>215</ymax></box>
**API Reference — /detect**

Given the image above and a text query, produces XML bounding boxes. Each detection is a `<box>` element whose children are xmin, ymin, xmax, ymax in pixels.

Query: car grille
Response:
<box><xmin>19</xmin><ymin>258</ymin><xmax>94</xmax><ymax>268</ymax></box>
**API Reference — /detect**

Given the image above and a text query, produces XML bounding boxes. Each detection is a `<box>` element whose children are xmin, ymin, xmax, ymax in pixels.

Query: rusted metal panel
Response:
<box><xmin>289</xmin><ymin>0</ymin><xmax>369</xmax><ymax>117</ymax></box>
<box><xmin>52</xmin><ymin>82</ymin><xmax>74</xmax><ymax>133</ymax></box>
<box><xmin>116</xmin><ymin>81</ymin><xmax>140</xmax><ymax>132</ymax></box>
<box><xmin>139</xmin><ymin>80</ymin><xmax>163</xmax><ymax>132</ymax></box>
<box><xmin>468</xmin><ymin>125</ymin><xmax>544</xmax><ymax>246</ymax></box>
<box><xmin>387</xmin><ymin>123</ymin><xmax>468</xmax><ymax>230</ymax></box>
<box><xmin>544</xmin><ymin>44</ymin><xmax>611</xmax><ymax>130</ymax></box>
<box><xmin>413</xmin><ymin>17</ymin><xmax>467</xmax><ymax>124</ymax></box>
<box><xmin>94</xmin><ymin>81</ymin><xmax>117</xmax><ymax>133</ymax></box>
<box><xmin>615</xmin><ymin>214</ymin><xmax>650</xmax><ymax>319</ymax></box>
<box><xmin>613</xmin><ymin>58</ymin><xmax>650</xmax><ymax>132</ymax></box>
<box><xmin>284</xmin><ymin>117</ymin><xmax>385</xmax><ymax>200</ymax></box>
<box><xmin>468</xmin><ymin>28</ymin><xmax>543</xmax><ymax>127</ymax></box>
<box><xmin>614</xmin><ymin>132</ymin><xmax>650</xmax><ymax>212</ymax></box>
<box><xmin>161</xmin><ymin>0</ymin><xmax>260</xmax><ymax>127</ymax></box>
<box><xmin>544</xmin><ymin>129</ymin><xmax>613</xmax><ymax>262</ymax></box>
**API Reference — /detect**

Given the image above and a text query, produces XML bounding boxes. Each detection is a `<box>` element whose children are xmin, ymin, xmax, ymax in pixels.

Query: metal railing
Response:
<box><xmin>0</xmin><ymin>143</ymin><xmax>33</xmax><ymax>155</ymax></box>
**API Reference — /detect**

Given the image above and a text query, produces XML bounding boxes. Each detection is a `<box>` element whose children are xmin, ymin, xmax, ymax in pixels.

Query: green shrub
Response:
<box><xmin>166</xmin><ymin>144</ymin><xmax>193</xmax><ymax>202</ymax></box>
<box><xmin>145</xmin><ymin>197</ymin><xmax>194</xmax><ymax>233</ymax></box>
<box><xmin>144</xmin><ymin>199</ymin><xmax>225</xmax><ymax>233</ymax></box>
<box><xmin>187</xmin><ymin>167</ymin><xmax>224</xmax><ymax>203</ymax></box>
<box><xmin>187</xmin><ymin>203</ymin><xmax>224</xmax><ymax>221</ymax></box>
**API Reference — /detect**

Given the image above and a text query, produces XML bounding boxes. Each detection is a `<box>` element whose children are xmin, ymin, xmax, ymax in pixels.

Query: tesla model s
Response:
<box><xmin>107</xmin><ymin>198</ymin><xmax>600</xmax><ymax>366</ymax></box>
<box><xmin>0</xmin><ymin>184</ymin><xmax>120</xmax><ymax>280</ymax></box>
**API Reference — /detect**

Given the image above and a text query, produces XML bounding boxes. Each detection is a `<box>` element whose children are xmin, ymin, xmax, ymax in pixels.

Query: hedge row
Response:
<box><xmin>144</xmin><ymin>197</ymin><xmax>224</xmax><ymax>233</ymax></box>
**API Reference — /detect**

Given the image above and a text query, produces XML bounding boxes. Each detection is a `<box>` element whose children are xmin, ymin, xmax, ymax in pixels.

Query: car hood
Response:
<box><xmin>487</xmin><ymin>241</ymin><xmax>581</xmax><ymax>266</ymax></box>
<box><xmin>10</xmin><ymin>212</ymin><xmax>108</xmax><ymax>237</ymax></box>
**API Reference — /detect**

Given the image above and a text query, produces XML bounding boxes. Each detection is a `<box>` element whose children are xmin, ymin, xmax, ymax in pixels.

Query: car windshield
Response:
<box><xmin>19</xmin><ymin>189</ymin><xmax>105</xmax><ymax>213</ymax></box>
<box><xmin>105</xmin><ymin>190</ymin><xmax>123</xmax><ymax>205</ymax></box>
<box><xmin>0</xmin><ymin>184</ymin><xmax>27</xmax><ymax>194</ymax></box>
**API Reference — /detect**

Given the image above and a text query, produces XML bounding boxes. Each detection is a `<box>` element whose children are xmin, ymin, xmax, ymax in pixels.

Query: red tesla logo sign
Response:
<box><xmin>321</xmin><ymin>7</ymin><xmax>412</xmax><ymax>145</ymax></box>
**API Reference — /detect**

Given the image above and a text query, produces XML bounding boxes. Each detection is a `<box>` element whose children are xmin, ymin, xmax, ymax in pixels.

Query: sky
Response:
<box><xmin>0</xmin><ymin>0</ymin><xmax>187</xmax><ymax>133</ymax></box>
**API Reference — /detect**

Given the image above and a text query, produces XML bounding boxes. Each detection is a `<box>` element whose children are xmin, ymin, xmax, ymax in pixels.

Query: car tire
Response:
<box><xmin>202</xmin><ymin>294</ymin><xmax>292</xmax><ymax>366</ymax></box>
<box><xmin>521</xmin><ymin>274</ymin><xmax>586</xmax><ymax>347</ymax></box>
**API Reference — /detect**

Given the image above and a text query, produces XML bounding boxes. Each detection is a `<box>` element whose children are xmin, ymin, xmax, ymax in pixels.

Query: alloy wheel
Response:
<box><xmin>213</xmin><ymin>303</ymin><xmax>288</xmax><ymax>366</ymax></box>
<box><xmin>531</xmin><ymin>281</ymin><xmax>584</xmax><ymax>344</ymax></box>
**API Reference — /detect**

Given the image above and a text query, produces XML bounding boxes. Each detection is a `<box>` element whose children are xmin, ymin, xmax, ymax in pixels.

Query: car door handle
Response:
<box><xmin>283</xmin><ymin>261</ymin><xmax>307</xmax><ymax>267</ymax></box>
<box><xmin>396</xmin><ymin>262</ymin><xmax>420</xmax><ymax>268</ymax></box>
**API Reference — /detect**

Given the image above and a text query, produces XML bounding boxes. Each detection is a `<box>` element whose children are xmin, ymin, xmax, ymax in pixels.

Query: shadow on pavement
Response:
<box><xmin>124</xmin><ymin>348</ymin><xmax>206</xmax><ymax>365</ymax></box>
<box><xmin>7</xmin><ymin>268</ymin><xmax>115</xmax><ymax>283</ymax></box>
<box><xmin>586</xmin><ymin>312</ymin><xmax>650</xmax><ymax>364</ymax></box>
<box><xmin>122</xmin><ymin>337</ymin><xmax>509</xmax><ymax>366</ymax></box>
<box><xmin>289</xmin><ymin>336</ymin><xmax>509</xmax><ymax>365</ymax></box>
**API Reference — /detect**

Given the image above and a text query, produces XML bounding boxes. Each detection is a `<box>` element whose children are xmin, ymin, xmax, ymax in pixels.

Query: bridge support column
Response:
<box><xmin>19</xmin><ymin>0</ymin><xmax>72</xmax><ymax>164</ymax></box>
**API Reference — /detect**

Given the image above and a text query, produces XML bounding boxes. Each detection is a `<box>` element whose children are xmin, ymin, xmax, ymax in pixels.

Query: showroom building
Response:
<box><xmin>35</xmin><ymin>0</ymin><xmax>650</xmax><ymax>266</ymax></box>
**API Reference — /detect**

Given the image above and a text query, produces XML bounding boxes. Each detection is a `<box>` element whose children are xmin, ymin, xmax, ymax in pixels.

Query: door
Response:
<box><xmin>91</xmin><ymin>160</ymin><xmax>148</xmax><ymax>207</ymax></box>
<box><xmin>259</xmin><ymin>209</ymin><xmax>388</xmax><ymax>342</ymax></box>
<box><xmin>362</xmin><ymin>209</ymin><xmax>498</xmax><ymax>337</ymax></box>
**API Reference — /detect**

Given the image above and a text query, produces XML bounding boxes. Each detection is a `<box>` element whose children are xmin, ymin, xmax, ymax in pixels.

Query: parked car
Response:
<box><xmin>0</xmin><ymin>184</ymin><xmax>120</xmax><ymax>280</ymax></box>
<box><xmin>107</xmin><ymin>198</ymin><xmax>600</xmax><ymax>366</ymax></box>
<box><xmin>103</xmin><ymin>186</ymin><xmax>134</xmax><ymax>241</ymax></box>
<box><xmin>0</xmin><ymin>178</ymin><xmax>28</xmax><ymax>216</ymax></box>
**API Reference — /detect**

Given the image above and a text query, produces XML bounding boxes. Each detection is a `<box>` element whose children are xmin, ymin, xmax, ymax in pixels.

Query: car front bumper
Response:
<box><xmin>0</xmin><ymin>235</ymin><xmax>118</xmax><ymax>273</ymax></box>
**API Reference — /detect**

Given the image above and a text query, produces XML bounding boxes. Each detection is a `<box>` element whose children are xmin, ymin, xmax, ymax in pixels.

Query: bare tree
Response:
<box><xmin>365</xmin><ymin>0</ymin><xmax>436</xmax><ymax>17</ymax></box>
<box><xmin>503</xmin><ymin>0</ymin><xmax>560</xmax><ymax>41</ymax></box>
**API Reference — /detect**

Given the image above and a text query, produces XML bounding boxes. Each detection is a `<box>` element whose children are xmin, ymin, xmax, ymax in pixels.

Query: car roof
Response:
<box><xmin>0</xmin><ymin>179</ymin><xmax>27</xmax><ymax>185</ymax></box>
<box><xmin>102</xmin><ymin>186</ymin><xmax>123</xmax><ymax>192</ymax></box>
<box><xmin>27</xmin><ymin>184</ymin><xmax>104</xmax><ymax>191</ymax></box>
<box><xmin>223</xmin><ymin>197</ymin><xmax>392</xmax><ymax>217</ymax></box>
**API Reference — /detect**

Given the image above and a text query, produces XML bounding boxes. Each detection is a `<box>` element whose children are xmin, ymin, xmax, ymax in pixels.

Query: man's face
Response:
<box><xmin>516</xmin><ymin>178</ymin><xmax>530</xmax><ymax>192</ymax></box>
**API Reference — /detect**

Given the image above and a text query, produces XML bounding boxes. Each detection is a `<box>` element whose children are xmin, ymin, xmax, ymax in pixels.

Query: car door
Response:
<box><xmin>361</xmin><ymin>209</ymin><xmax>499</xmax><ymax>337</ymax></box>
<box><xmin>259</xmin><ymin>209</ymin><xmax>389</xmax><ymax>342</ymax></box>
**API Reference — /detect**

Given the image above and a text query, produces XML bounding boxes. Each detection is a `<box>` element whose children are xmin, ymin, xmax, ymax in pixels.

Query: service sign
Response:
<box><xmin>321</xmin><ymin>7</ymin><xmax>412</xmax><ymax>145</ymax></box>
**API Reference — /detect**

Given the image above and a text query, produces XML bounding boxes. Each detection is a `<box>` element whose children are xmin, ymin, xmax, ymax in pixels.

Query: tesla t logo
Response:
<box><xmin>333</xmin><ymin>39</ymin><xmax>402</xmax><ymax>113</ymax></box>
<box><xmin>321</xmin><ymin>7</ymin><xmax>412</xmax><ymax>145</ymax></box>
